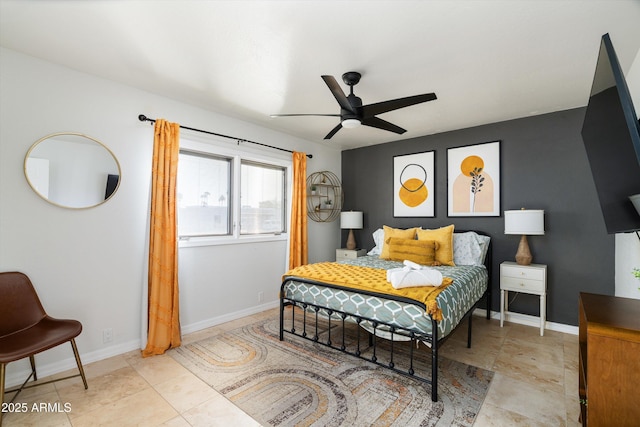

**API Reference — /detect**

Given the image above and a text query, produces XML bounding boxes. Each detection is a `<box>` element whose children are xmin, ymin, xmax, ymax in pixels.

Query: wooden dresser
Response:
<box><xmin>578</xmin><ymin>292</ymin><xmax>640</xmax><ymax>426</ymax></box>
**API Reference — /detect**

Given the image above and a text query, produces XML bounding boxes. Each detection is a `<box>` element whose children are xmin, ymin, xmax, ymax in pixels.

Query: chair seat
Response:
<box><xmin>0</xmin><ymin>316</ymin><xmax>82</xmax><ymax>363</ymax></box>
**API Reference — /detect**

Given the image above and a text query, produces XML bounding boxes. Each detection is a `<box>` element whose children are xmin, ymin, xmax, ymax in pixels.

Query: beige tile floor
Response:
<box><xmin>2</xmin><ymin>308</ymin><xmax>580</xmax><ymax>426</ymax></box>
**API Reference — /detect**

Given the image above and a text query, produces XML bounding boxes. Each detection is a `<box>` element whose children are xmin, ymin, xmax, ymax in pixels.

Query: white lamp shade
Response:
<box><xmin>504</xmin><ymin>209</ymin><xmax>545</xmax><ymax>235</ymax></box>
<box><xmin>340</xmin><ymin>211</ymin><xmax>363</xmax><ymax>229</ymax></box>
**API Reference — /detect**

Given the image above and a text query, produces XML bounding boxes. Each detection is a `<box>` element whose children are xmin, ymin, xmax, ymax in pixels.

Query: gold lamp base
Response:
<box><xmin>515</xmin><ymin>235</ymin><xmax>533</xmax><ymax>265</ymax></box>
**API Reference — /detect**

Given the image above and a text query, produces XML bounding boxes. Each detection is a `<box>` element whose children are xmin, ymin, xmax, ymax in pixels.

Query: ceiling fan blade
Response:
<box><xmin>321</xmin><ymin>75</ymin><xmax>355</xmax><ymax>113</ymax></box>
<box><xmin>324</xmin><ymin>123</ymin><xmax>343</xmax><ymax>139</ymax></box>
<box><xmin>360</xmin><ymin>93</ymin><xmax>437</xmax><ymax>117</ymax></box>
<box><xmin>270</xmin><ymin>114</ymin><xmax>340</xmax><ymax>117</ymax></box>
<box><xmin>361</xmin><ymin>116</ymin><xmax>407</xmax><ymax>134</ymax></box>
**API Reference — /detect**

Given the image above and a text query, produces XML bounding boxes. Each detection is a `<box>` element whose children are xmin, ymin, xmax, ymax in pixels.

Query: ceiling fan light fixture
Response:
<box><xmin>341</xmin><ymin>118</ymin><xmax>361</xmax><ymax>129</ymax></box>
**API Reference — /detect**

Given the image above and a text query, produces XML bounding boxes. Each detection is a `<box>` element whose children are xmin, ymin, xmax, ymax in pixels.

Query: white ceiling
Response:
<box><xmin>1</xmin><ymin>0</ymin><xmax>639</xmax><ymax>150</ymax></box>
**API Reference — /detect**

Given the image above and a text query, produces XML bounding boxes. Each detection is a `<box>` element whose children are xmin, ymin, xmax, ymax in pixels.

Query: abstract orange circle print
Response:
<box><xmin>448</xmin><ymin>141</ymin><xmax>500</xmax><ymax>217</ymax></box>
<box><xmin>393</xmin><ymin>151</ymin><xmax>435</xmax><ymax>217</ymax></box>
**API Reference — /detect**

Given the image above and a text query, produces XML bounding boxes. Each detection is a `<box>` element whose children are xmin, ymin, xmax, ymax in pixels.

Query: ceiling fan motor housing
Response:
<box><xmin>341</xmin><ymin>109</ymin><xmax>358</xmax><ymax>122</ymax></box>
<box><xmin>343</xmin><ymin>94</ymin><xmax>362</xmax><ymax>121</ymax></box>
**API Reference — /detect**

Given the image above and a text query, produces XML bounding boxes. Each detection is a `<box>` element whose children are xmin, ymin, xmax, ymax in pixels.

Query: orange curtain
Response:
<box><xmin>289</xmin><ymin>152</ymin><xmax>308</xmax><ymax>269</ymax></box>
<box><xmin>142</xmin><ymin>119</ymin><xmax>181</xmax><ymax>357</ymax></box>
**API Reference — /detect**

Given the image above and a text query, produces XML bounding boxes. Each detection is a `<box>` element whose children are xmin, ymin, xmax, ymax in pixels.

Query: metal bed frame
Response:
<box><xmin>279</xmin><ymin>233</ymin><xmax>492</xmax><ymax>402</ymax></box>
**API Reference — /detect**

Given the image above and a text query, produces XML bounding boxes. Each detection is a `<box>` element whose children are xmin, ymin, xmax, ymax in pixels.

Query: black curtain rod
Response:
<box><xmin>138</xmin><ymin>114</ymin><xmax>312</xmax><ymax>158</ymax></box>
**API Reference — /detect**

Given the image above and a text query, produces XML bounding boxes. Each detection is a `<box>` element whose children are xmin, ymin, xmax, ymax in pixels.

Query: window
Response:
<box><xmin>177</xmin><ymin>151</ymin><xmax>232</xmax><ymax>237</ymax></box>
<box><xmin>240</xmin><ymin>160</ymin><xmax>286</xmax><ymax>234</ymax></box>
<box><xmin>177</xmin><ymin>145</ymin><xmax>288</xmax><ymax>242</ymax></box>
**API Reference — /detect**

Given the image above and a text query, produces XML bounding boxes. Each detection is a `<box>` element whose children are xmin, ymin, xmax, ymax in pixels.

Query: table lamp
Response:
<box><xmin>340</xmin><ymin>211</ymin><xmax>363</xmax><ymax>250</ymax></box>
<box><xmin>504</xmin><ymin>209</ymin><xmax>545</xmax><ymax>265</ymax></box>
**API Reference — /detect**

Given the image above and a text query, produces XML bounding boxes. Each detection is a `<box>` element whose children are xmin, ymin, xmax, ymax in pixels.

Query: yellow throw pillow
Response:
<box><xmin>387</xmin><ymin>238</ymin><xmax>440</xmax><ymax>265</ymax></box>
<box><xmin>380</xmin><ymin>225</ymin><xmax>419</xmax><ymax>259</ymax></box>
<box><xmin>416</xmin><ymin>224</ymin><xmax>455</xmax><ymax>266</ymax></box>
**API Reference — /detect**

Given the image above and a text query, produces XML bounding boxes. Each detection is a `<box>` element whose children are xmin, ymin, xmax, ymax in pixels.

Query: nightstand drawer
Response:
<box><xmin>501</xmin><ymin>276</ymin><xmax>545</xmax><ymax>293</ymax></box>
<box><xmin>336</xmin><ymin>248</ymin><xmax>367</xmax><ymax>260</ymax></box>
<box><xmin>501</xmin><ymin>265</ymin><xmax>545</xmax><ymax>281</ymax></box>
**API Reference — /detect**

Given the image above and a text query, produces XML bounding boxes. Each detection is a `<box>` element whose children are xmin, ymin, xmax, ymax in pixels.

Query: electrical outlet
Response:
<box><xmin>103</xmin><ymin>328</ymin><xmax>113</xmax><ymax>343</ymax></box>
<box><xmin>258</xmin><ymin>291</ymin><xmax>264</xmax><ymax>303</ymax></box>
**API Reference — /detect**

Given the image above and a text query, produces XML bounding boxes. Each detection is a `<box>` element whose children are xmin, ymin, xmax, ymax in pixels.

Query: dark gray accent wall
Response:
<box><xmin>341</xmin><ymin>107</ymin><xmax>614</xmax><ymax>326</ymax></box>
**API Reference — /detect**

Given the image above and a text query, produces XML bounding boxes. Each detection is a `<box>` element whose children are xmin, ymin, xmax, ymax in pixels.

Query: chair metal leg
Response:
<box><xmin>70</xmin><ymin>339</ymin><xmax>88</xmax><ymax>389</ymax></box>
<box><xmin>2</xmin><ymin>340</ymin><xmax>88</xmax><ymax>407</ymax></box>
<box><xmin>29</xmin><ymin>355</ymin><xmax>37</xmax><ymax>381</ymax></box>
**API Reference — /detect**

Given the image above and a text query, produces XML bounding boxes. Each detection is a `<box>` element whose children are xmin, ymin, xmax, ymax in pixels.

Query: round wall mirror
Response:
<box><xmin>24</xmin><ymin>132</ymin><xmax>121</xmax><ymax>209</ymax></box>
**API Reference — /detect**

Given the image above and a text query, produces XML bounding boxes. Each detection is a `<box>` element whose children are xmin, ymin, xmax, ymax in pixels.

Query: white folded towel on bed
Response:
<box><xmin>403</xmin><ymin>260</ymin><xmax>423</xmax><ymax>270</ymax></box>
<box><xmin>386</xmin><ymin>263</ymin><xmax>444</xmax><ymax>289</ymax></box>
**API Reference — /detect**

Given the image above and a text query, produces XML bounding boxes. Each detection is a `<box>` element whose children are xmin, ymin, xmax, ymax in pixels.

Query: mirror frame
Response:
<box><xmin>24</xmin><ymin>132</ymin><xmax>122</xmax><ymax>209</ymax></box>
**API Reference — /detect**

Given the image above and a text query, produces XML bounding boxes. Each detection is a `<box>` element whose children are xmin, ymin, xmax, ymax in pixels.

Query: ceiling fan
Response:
<box><xmin>271</xmin><ymin>71</ymin><xmax>437</xmax><ymax>140</ymax></box>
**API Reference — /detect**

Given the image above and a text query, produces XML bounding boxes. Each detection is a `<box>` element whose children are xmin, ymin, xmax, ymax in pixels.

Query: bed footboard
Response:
<box><xmin>280</xmin><ymin>289</ymin><xmax>473</xmax><ymax>402</ymax></box>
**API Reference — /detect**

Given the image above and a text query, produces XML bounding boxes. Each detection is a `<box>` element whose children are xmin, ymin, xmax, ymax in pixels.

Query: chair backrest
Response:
<box><xmin>0</xmin><ymin>272</ymin><xmax>47</xmax><ymax>337</ymax></box>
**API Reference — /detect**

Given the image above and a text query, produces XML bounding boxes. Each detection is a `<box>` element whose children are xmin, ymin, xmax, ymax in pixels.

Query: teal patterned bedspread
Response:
<box><xmin>282</xmin><ymin>255</ymin><xmax>488</xmax><ymax>339</ymax></box>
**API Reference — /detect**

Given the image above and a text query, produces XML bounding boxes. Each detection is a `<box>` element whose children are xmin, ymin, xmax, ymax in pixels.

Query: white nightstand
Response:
<box><xmin>500</xmin><ymin>261</ymin><xmax>547</xmax><ymax>336</ymax></box>
<box><xmin>336</xmin><ymin>248</ymin><xmax>367</xmax><ymax>261</ymax></box>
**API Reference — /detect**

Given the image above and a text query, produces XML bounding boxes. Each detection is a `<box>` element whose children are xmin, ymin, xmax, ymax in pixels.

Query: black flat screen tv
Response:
<box><xmin>581</xmin><ymin>33</ymin><xmax>640</xmax><ymax>234</ymax></box>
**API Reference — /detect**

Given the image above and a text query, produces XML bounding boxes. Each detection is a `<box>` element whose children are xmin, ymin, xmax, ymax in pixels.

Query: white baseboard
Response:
<box><xmin>5</xmin><ymin>302</ymin><xmax>574</xmax><ymax>388</ymax></box>
<box><xmin>181</xmin><ymin>300</ymin><xmax>279</xmax><ymax>335</ymax></box>
<box><xmin>5</xmin><ymin>301</ymin><xmax>280</xmax><ymax>389</ymax></box>
<box><xmin>473</xmin><ymin>308</ymin><xmax>579</xmax><ymax>335</ymax></box>
<box><xmin>5</xmin><ymin>338</ymin><xmax>141</xmax><ymax>389</ymax></box>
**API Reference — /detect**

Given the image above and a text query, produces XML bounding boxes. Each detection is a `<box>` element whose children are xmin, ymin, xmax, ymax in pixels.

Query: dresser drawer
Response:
<box><xmin>501</xmin><ymin>264</ymin><xmax>545</xmax><ymax>281</ymax></box>
<box><xmin>501</xmin><ymin>276</ymin><xmax>545</xmax><ymax>293</ymax></box>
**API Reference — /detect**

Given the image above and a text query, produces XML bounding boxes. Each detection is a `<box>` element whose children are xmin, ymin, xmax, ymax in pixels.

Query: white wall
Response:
<box><xmin>0</xmin><ymin>47</ymin><xmax>341</xmax><ymax>385</ymax></box>
<box><xmin>615</xmin><ymin>47</ymin><xmax>640</xmax><ymax>299</ymax></box>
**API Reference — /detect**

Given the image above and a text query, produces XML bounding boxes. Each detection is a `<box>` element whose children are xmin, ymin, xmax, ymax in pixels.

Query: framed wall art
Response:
<box><xmin>447</xmin><ymin>141</ymin><xmax>500</xmax><ymax>217</ymax></box>
<box><xmin>393</xmin><ymin>151</ymin><xmax>435</xmax><ymax>217</ymax></box>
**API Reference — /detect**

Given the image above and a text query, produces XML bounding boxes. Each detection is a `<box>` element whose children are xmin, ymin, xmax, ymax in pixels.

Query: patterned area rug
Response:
<box><xmin>170</xmin><ymin>315</ymin><xmax>493</xmax><ymax>426</ymax></box>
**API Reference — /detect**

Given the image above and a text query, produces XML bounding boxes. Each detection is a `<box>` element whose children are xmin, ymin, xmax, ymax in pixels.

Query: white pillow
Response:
<box><xmin>367</xmin><ymin>228</ymin><xmax>385</xmax><ymax>255</ymax></box>
<box><xmin>453</xmin><ymin>232</ymin><xmax>490</xmax><ymax>266</ymax></box>
<box><xmin>476</xmin><ymin>234</ymin><xmax>491</xmax><ymax>265</ymax></box>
